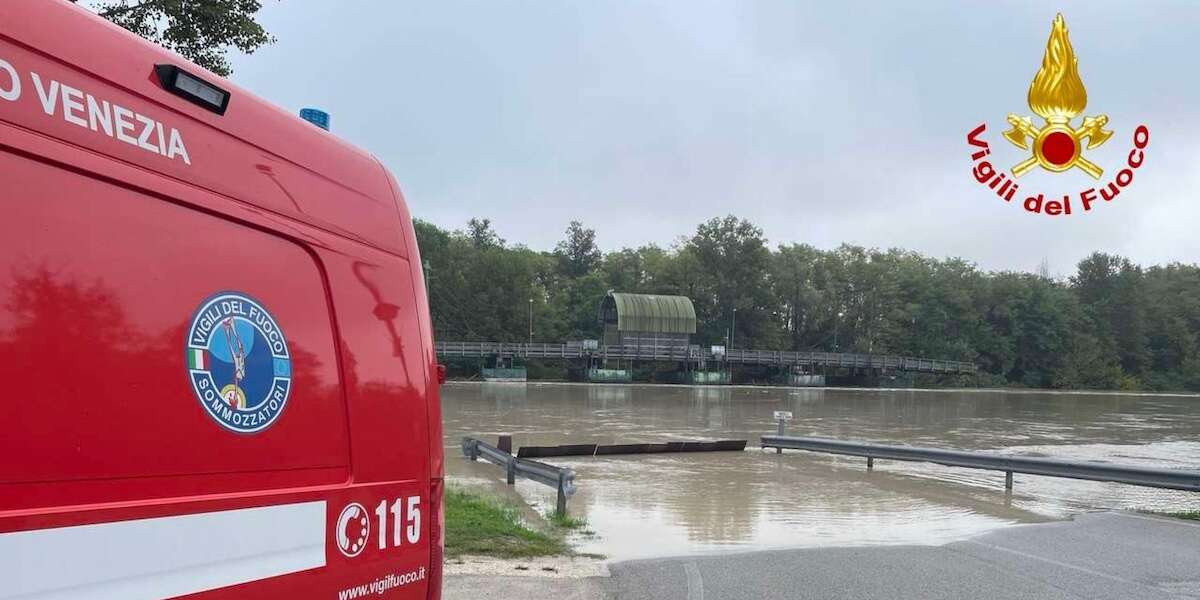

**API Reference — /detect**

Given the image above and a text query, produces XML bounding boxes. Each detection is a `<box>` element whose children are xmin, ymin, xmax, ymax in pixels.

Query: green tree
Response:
<box><xmin>77</xmin><ymin>0</ymin><xmax>277</xmax><ymax>76</ymax></box>
<box><xmin>685</xmin><ymin>216</ymin><xmax>776</xmax><ymax>348</ymax></box>
<box><xmin>1071</xmin><ymin>253</ymin><xmax>1149</xmax><ymax>378</ymax></box>
<box><xmin>1010</xmin><ymin>275</ymin><xmax>1070</xmax><ymax>386</ymax></box>
<box><xmin>770</xmin><ymin>244</ymin><xmax>825</xmax><ymax>350</ymax></box>
<box><xmin>555</xmin><ymin>221</ymin><xmax>602</xmax><ymax>279</ymax></box>
<box><xmin>466</xmin><ymin>218</ymin><xmax>504</xmax><ymax>250</ymax></box>
<box><xmin>601</xmin><ymin>248</ymin><xmax>646</xmax><ymax>293</ymax></box>
<box><xmin>1141</xmin><ymin>264</ymin><xmax>1200</xmax><ymax>390</ymax></box>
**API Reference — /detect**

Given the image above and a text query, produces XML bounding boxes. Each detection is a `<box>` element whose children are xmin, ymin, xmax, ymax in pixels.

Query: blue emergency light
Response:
<box><xmin>300</xmin><ymin>108</ymin><xmax>330</xmax><ymax>131</ymax></box>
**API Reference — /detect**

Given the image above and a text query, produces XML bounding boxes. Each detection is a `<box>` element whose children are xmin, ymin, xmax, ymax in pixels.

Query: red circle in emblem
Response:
<box><xmin>1041</xmin><ymin>131</ymin><xmax>1076</xmax><ymax>166</ymax></box>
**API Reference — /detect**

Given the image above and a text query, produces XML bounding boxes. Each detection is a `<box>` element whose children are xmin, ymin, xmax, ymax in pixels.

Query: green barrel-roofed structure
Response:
<box><xmin>599</xmin><ymin>291</ymin><xmax>697</xmax><ymax>348</ymax></box>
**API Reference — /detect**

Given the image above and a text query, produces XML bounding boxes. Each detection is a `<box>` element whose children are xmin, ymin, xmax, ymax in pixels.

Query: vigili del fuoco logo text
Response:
<box><xmin>966</xmin><ymin>14</ymin><xmax>1149</xmax><ymax>216</ymax></box>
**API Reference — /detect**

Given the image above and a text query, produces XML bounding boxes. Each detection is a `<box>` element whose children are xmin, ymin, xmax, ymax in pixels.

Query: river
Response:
<box><xmin>442</xmin><ymin>382</ymin><xmax>1200</xmax><ymax>560</ymax></box>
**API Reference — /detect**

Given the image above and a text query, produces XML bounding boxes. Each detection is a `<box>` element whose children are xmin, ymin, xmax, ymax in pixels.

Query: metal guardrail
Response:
<box><xmin>760</xmin><ymin>434</ymin><xmax>1200</xmax><ymax>492</ymax></box>
<box><xmin>462</xmin><ymin>437</ymin><xmax>577</xmax><ymax>515</ymax></box>
<box><xmin>435</xmin><ymin>341</ymin><xmax>978</xmax><ymax>374</ymax></box>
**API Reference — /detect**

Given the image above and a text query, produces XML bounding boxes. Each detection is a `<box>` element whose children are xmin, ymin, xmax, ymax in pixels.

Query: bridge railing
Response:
<box><xmin>698</xmin><ymin>348</ymin><xmax>976</xmax><ymax>373</ymax></box>
<box><xmin>434</xmin><ymin>341</ymin><xmax>978</xmax><ymax>374</ymax></box>
<box><xmin>595</xmin><ymin>345</ymin><xmax>697</xmax><ymax>361</ymax></box>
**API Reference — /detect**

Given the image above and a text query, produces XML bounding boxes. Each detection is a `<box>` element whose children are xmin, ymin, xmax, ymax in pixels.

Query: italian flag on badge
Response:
<box><xmin>187</xmin><ymin>348</ymin><xmax>210</xmax><ymax>370</ymax></box>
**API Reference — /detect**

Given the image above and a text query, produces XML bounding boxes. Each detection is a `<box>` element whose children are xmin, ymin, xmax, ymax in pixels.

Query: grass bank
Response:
<box><xmin>1161</xmin><ymin>511</ymin><xmax>1200</xmax><ymax>521</ymax></box>
<box><xmin>445</xmin><ymin>486</ymin><xmax>580</xmax><ymax>558</ymax></box>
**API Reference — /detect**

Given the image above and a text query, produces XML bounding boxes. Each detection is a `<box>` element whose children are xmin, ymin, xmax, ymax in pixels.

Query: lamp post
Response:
<box><xmin>834</xmin><ymin>310</ymin><xmax>844</xmax><ymax>352</ymax></box>
<box><xmin>528</xmin><ymin>297</ymin><xmax>533</xmax><ymax>344</ymax></box>
<box><xmin>731</xmin><ymin>307</ymin><xmax>737</xmax><ymax>349</ymax></box>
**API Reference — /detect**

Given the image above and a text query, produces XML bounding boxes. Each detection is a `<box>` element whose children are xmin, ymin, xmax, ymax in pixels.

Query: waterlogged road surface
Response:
<box><xmin>442</xmin><ymin>382</ymin><xmax>1200</xmax><ymax>560</ymax></box>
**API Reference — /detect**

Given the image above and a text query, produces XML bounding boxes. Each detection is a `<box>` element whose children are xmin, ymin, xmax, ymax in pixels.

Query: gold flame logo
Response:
<box><xmin>1003</xmin><ymin>14</ymin><xmax>1112</xmax><ymax>178</ymax></box>
<box><xmin>1028</xmin><ymin>14</ymin><xmax>1087</xmax><ymax>122</ymax></box>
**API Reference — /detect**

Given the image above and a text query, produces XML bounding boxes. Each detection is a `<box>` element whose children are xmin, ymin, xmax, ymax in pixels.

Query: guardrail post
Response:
<box><xmin>1005</xmin><ymin>471</ymin><xmax>1013</xmax><ymax>491</ymax></box>
<box><xmin>776</xmin><ymin>418</ymin><xmax>785</xmax><ymax>454</ymax></box>
<box><xmin>556</xmin><ymin>471</ymin><xmax>568</xmax><ymax>517</ymax></box>
<box><xmin>506</xmin><ymin>456</ymin><xmax>516</xmax><ymax>485</ymax></box>
<box><xmin>464</xmin><ymin>438</ymin><xmax>478</xmax><ymax>461</ymax></box>
<box><xmin>867</xmin><ymin>456</ymin><xmax>874</xmax><ymax>471</ymax></box>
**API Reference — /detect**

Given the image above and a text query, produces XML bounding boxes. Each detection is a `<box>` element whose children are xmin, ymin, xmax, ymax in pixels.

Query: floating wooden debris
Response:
<box><xmin>516</xmin><ymin>444</ymin><xmax>598</xmax><ymax>458</ymax></box>
<box><xmin>517</xmin><ymin>439</ymin><xmax>746</xmax><ymax>458</ymax></box>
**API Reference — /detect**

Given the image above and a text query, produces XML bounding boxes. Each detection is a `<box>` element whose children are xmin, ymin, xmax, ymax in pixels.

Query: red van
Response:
<box><xmin>0</xmin><ymin>1</ymin><xmax>443</xmax><ymax>598</ymax></box>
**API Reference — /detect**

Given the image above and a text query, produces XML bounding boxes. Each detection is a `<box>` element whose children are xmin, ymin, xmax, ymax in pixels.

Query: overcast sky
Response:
<box><xmin>225</xmin><ymin>1</ymin><xmax>1200</xmax><ymax>275</ymax></box>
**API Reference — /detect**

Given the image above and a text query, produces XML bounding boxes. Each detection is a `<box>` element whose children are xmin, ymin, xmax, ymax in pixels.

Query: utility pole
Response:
<box><xmin>528</xmin><ymin>297</ymin><xmax>533</xmax><ymax>344</ymax></box>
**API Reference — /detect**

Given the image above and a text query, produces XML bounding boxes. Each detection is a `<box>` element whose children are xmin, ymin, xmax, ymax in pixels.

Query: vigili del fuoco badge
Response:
<box><xmin>966</xmin><ymin>14</ymin><xmax>1149</xmax><ymax>216</ymax></box>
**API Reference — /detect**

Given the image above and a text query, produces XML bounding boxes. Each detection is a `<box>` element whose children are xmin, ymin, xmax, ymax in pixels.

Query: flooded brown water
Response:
<box><xmin>442</xmin><ymin>382</ymin><xmax>1200</xmax><ymax>560</ymax></box>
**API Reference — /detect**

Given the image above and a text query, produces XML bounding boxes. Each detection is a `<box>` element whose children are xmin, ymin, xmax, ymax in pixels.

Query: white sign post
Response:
<box><xmin>773</xmin><ymin>411</ymin><xmax>793</xmax><ymax>454</ymax></box>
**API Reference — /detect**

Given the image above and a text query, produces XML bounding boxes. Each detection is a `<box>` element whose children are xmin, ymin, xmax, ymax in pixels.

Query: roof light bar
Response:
<box><xmin>154</xmin><ymin>64</ymin><xmax>230</xmax><ymax>115</ymax></box>
<box><xmin>300</xmin><ymin>108</ymin><xmax>331</xmax><ymax>131</ymax></box>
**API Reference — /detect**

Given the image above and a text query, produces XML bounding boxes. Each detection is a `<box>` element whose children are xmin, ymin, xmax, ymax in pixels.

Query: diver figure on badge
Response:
<box><xmin>220</xmin><ymin>317</ymin><xmax>248</xmax><ymax>409</ymax></box>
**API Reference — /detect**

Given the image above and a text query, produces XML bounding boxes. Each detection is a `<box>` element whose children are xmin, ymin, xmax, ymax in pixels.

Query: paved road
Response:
<box><xmin>446</xmin><ymin>512</ymin><xmax>1200</xmax><ymax>600</ymax></box>
<box><xmin>611</xmin><ymin>512</ymin><xmax>1200</xmax><ymax>600</ymax></box>
<box><xmin>445</xmin><ymin>574</ymin><xmax>612</xmax><ymax>600</ymax></box>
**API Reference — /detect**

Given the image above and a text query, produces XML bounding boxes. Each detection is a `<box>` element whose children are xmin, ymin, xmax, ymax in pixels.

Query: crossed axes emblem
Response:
<box><xmin>1002</xmin><ymin>114</ymin><xmax>1113</xmax><ymax>179</ymax></box>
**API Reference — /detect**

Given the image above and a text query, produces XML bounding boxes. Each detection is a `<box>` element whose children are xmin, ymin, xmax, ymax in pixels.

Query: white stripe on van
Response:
<box><xmin>0</xmin><ymin>501</ymin><xmax>326</xmax><ymax>600</ymax></box>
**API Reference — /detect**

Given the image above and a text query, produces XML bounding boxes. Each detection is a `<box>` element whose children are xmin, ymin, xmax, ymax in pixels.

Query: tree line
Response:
<box><xmin>416</xmin><ymin>215</ymin><xmax>1200</xmax><ymax>391</ymax></box>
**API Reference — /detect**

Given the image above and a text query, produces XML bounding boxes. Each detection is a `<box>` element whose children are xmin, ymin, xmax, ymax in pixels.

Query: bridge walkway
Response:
<box><xmin>435</xmin><ymin>341</ymin><xmax>978</xmax><ymax>375</ymax></box>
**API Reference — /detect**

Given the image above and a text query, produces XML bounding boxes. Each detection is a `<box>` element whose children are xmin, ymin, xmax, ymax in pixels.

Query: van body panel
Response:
<box><xmin>318</xmin><ymin>248</ymin><xmax>431</xmax><ymax>485</ymax></box>
<box><xmin>0</xmin><ymin>148</ymin><xmax>351</xmax><ymax>487</ymax></box>
<box><xmin>0</xmin><ymin>1</ymin><xmax>408</xmax><ymax>257</ymax></box>
<box><xmin>0</xmin><ymin>1</ymin><xmax>441</xmax><ymax>597</ymax></box>
<box><xmin>378</xmin><ymin>166</ymin><xmax>444</xmax><ymax>485</ymax></box>
<box><xmin>2</xmin><ymin>481</ymin><xmax>428</xmax><ymax>599</ymax></box>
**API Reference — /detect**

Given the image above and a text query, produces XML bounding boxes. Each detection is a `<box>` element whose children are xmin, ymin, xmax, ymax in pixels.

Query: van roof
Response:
<box><xmin>1</xmin><ymin>0</ymin><xmax>410</xmax><ymax>256</ymax></box>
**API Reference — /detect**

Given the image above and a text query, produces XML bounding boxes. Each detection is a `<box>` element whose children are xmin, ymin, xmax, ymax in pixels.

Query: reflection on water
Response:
<box><xmin>442</xmin><ymin>382</ymin><xmax>1200</xmax><ymax>560</ymax></box>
